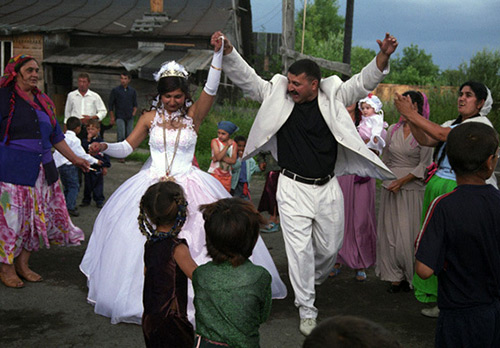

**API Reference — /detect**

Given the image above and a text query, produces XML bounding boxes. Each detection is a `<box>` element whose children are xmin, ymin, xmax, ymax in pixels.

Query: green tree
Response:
<box><xmin>385</xmin><ymin>44</ymin><xmax>439</xmax><ymax>85</ymax></box>
<box><xmin>459</xmin><ymin>48</ymin><xmax>500</xmax><ymax>102</ymax></box>
<box><xmin>295</xmin><ymin>0</ymin><xmax>344</xmax><ymax>54</ymax></box>
<box><xmin>438</xmin><ymin>68</ymin><xmax>466</xmax><ymax>87</ymax></box>
<box><xmin>292</xmin><ymin>1</ymin><xmax>380</xmax><ymax>78</ymax></box>
<box><xmin>350</xmin><ymin>46</ymin><xmax>376</xmax><ymax>75</ymax></box>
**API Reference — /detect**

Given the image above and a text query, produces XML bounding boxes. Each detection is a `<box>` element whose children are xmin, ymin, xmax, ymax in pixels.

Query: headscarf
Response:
<box><xmin>358</xmin><ymin>94</ymin><xmax>383</xmax><ymax>114</ymax></box>
<box><xmin>480</xmin><ymin>87</ymin><xmax>493</xmax><ymax>116</ymax></box>
<box><xmin>217</xmin><ymin>120</ymin><xmax>239</xmax><ymax>135</ymax></box>
<box><xmin>0</xmin><ymin>54</ymin><xmax>57</xmax><ymax>144</ymax></box>
<box><xmin>0</xmin><ymin>54</ymin><xmax>34</xmax><ymax>88</ymax></box>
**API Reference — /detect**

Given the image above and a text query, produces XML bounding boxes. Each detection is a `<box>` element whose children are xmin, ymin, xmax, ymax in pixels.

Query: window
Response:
<box><xmin>1</xmin><ymin>41</ymin><xmax>13</xmax><ymax>73</ymax></box>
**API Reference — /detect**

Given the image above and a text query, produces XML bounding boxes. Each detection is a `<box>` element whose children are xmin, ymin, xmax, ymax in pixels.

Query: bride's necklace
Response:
<box><xmin>160</xmin><ymin>111</ymin><xmax>182</xmax><ymax>182</ymax></box>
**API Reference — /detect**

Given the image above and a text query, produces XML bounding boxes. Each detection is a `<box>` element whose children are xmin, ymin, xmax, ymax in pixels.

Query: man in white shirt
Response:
<box><xmin>64</xmin><ymin>73</ymin><xmax>107</xmax><ymax>140</ymax></box>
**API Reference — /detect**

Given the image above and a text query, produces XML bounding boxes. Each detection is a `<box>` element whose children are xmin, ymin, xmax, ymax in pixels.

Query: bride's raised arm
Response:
<box><xmin>189</xmin><ymin>33</ymin><xmax>224</xmax><ymax>129</ymax></box>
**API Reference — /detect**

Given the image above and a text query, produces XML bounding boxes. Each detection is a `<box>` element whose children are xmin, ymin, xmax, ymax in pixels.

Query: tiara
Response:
<box><xmin>153</xmin><ymin>61</ymin><xmax>188</xmax><ymax>81</ymax></box>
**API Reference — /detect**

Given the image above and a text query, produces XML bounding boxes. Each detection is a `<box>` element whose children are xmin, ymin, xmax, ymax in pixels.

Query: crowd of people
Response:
<box><xmin>1</xmin><ymin>28</ymin><xmax>499</xmax><ymax>348</ymax></box>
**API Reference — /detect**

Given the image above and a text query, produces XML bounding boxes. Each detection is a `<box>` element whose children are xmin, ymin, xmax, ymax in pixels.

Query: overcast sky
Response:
<box><xmin>251</xmin><ymin>0</ymin><xmax>500</xmax><ymax>70</ymax></box>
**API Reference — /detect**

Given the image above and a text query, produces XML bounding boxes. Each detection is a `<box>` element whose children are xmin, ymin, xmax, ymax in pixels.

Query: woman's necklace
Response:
<box><xmin>160</xmin><ymin>111</ymin><xmax>182</xmax><ymax>182</ymax></box>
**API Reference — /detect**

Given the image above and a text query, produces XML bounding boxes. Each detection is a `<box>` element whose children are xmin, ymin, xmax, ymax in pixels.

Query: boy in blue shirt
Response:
<box><xmin>415</xmin><ymin>122</ymin><xmax>500</xmax><ymax>347</ymax></box>
<box><xmin>231</xmin><ymin>135</ymin><xmax>260</xmax><ymax>200</ymax></box>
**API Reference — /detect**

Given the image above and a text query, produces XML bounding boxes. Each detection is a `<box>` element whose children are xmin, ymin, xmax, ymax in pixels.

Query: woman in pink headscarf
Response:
<box><xmin>0</xmin><ymin>54</ymin><xmax>88</xmax><ymax>288</ymax></box>
<box><xmin>375</xmin><ymin>91</ymin><xmax>433</xmax><ymax>293</ymax></box>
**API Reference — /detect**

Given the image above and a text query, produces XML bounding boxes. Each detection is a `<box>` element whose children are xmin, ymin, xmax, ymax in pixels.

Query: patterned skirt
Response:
<box><xmin>0</xmin><ymin>165</ymin><xmax>84</xmax><ymax>264</ymax></box>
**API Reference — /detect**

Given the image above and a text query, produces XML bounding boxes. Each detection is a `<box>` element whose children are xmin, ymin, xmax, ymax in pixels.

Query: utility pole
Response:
<box><xmin>282</xmin><ymin>0</ymin><xmax>295</xmax><ymax>74</ymax></box>
<box><xmin>280</xmin><ymin>0</ymin><xmax>351</xmax><ymax>76</ymax></box>
<box><xmin>342</xmin><ymin>0</ymin><xmax>354</xmax><ymax>80</ymax></box>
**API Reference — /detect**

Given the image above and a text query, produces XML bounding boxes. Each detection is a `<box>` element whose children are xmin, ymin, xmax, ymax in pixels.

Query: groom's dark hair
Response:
<box><xmin>288</xmin><ymin>59</ymin><xmax>321</xmax><ymax>82</ymax></box>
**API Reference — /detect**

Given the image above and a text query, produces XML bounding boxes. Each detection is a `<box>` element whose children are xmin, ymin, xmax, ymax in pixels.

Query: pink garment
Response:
<box><xmin>336</xmin><ymin>175</ymin><xmax>377</xmax><ymax>269</ymax></box>
<box><xmin>0</xmin><ymin>165</ymin><xmax>84</xmax><ymax>264</ymax></box>
<box><xmin>257</xmin><ymin>170</ymin><xmax>280</xmax><ymax>215</ymax></box>
<box><xmin>357</xmin><ymin>114</ymin><xmax>388</xmax><ymax>154</ymax></box>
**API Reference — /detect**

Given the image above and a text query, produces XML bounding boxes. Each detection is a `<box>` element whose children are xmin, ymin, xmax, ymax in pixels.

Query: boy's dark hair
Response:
<box><xmin>78</xmin><ymin>73</ymin><xmax>90</xmax><ymax>82</ymax></box>
<box><xmin>66</xmin><ymin>117</ymin><xmax>82</xmax><ymax>131</ymax></box>
<box><xmin>234</xmin><ymin>135</ymin><xmax>246</xmax><ymax>143</ymax></box>
<box><xmin>303</xmin><ymin>315</ymin><xmax>401</xmax><ymax>348</ymax></box>
<box><xmin>447</xmin><ymin>122</ymin><xmax>499</xmax><ymax>176</ymax></box>
<box><xmin>288</xmin><ymin>59</ymin><xmax>321</xmax><ymax>83</ymax></box>
<box><xmin>138</xmin><ymin>181</ymin><xmax>188</xmax><ymax>239</ymax></box>
<box><xmin>120</xmin><ymin>71</ymin><xmax>131</xmax><ymax>78</ymax></box>
<box><xmin>87</xmin><ymin>118</ymin><xmax>101</xmax><ymax>129</ymax></box>
<box><xmin>199</xmin><ymin>198</ymin><xmax>265</xmax><ymax>267</ymax></box>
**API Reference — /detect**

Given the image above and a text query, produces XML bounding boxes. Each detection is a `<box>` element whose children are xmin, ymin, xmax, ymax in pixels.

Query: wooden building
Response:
<box><xmin>0</xmin><ymin>0</ymin><xmax>253</xmax><ymax>115</ymax></box>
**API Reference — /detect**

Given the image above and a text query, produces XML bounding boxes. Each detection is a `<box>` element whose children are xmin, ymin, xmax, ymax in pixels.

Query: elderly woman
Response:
<box><xmin>0</xmin><ymin>54</ymin><xmax>88</xmax><ymax>288</ymax></box>
<box><xmin>376</xmin><ymin>91</ymin><xmax>433</xmax><ymax>293</ymax></box>
<box><xmin>395</xmin><ymin>81</ymin><xmax>495</xmax><ymax>317</ymax></box>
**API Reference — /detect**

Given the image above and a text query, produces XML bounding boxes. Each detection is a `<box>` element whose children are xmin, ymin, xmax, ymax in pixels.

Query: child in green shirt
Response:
<box><xmin>193</xmin><ymin>198</ymin><xmax>272</xmax><ymax>348</ymax></box>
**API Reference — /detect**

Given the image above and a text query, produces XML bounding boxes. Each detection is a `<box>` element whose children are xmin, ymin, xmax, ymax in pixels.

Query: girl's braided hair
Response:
<box><xmin>138</xmin><ymin>181</ymin><xmax>188</xmax><ymax>241</ymax></box>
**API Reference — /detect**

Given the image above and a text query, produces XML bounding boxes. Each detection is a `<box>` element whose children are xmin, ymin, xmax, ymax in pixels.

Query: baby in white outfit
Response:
<box><xmin>357</xmin><ymin>94</ymin><xmax>388</xmax><ymax>154</ymax></box>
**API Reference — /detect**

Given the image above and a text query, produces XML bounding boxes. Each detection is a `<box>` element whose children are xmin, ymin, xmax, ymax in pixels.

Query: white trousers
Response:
<box><xmin>277</xmin><ymin>173</ymin><xmax>344</xmax><ymax>319</ymax></box>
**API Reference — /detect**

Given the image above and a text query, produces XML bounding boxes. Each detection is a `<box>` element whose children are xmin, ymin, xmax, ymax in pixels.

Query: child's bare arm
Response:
<box><xmin>173</xmin><ymin>244</ymin><xmax>198</xmax><ymax>279</ymax></box>
<box><xmin>221</xmin><ymin>142</ymin><xmax>238</xmax><ymax>165</ymax></box>
<box><xmin>415</xmin><ymin>260</ymin><xmax>434</xmax><ymax>279</ymax></box>
<box><xmin>211</xmin><ymin>138</ymin><xmax>230</xmax><ymax>162</ymax></box>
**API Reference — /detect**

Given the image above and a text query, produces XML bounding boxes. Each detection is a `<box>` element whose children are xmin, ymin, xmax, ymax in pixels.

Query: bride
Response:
<box><xmin>80</xmin><ymin>37</ymin><xmax>287</xmax><ymax>325</ymax></box>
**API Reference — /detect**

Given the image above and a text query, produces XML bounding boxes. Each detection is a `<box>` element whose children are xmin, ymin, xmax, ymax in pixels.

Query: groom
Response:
<box><xmin>211</xmin><ymin>31</ymin><xmax>397</xmax><ymax>335</ymax></box>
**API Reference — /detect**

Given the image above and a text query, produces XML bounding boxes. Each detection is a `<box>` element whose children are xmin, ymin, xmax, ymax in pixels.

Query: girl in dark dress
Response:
<box><xmin>138</xmin><ymin>181</ymin><xmax>197</xmax><ymax>347</ymax></box>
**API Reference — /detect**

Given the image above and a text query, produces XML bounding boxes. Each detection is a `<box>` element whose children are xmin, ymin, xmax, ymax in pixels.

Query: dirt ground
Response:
<box><xmin>0</xmin><ymin>154</ymin><xmax>438</xmax><ymax>348</ymax></box>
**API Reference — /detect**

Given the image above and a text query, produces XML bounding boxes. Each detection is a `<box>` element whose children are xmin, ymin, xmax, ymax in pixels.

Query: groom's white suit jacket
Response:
<box><xmin>223</xmin><ymin>49</ymin><xmax>395</xmax><ymax>180</ymax></box>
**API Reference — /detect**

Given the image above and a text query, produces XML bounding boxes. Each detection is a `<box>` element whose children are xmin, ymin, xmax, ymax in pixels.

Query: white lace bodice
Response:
<box><xmin>147</xmin><ymin>110</ymin><xmax>197</xmax><ymax>180</ymax></box>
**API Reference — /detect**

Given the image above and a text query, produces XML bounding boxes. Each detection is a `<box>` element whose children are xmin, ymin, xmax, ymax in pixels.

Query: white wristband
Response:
<box><xmin>103</xmin><ymin>140</ymin><xmax>133</xmax><ymax>158</ymax></box>
<box><xmin>203</xmin><ymin>39</ymin><xmax>224</xmax><ymax>96</ymax></box>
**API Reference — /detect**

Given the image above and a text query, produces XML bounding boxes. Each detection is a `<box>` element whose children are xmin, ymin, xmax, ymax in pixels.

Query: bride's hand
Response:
<box><xmin>211</xmin><ymin>31</ymin><xmax>232</xmax><ymax>55</ymax></box>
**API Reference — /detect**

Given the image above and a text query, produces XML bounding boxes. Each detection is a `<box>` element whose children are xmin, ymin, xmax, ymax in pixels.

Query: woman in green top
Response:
<box><xmin>194</xmin><ymin>198</ymin><xmax>272</xmax><ymax>348</ymax></box>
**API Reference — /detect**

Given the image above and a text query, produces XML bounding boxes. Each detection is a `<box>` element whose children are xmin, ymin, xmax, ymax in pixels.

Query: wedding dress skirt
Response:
<box><xmin>80</xmin><ymin>113</ymin><xmax>287</xmax><ymax>324</ymax></box>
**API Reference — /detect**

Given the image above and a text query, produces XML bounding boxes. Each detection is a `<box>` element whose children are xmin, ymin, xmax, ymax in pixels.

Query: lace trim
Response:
<box><xmin>150</xmin><ymin>107</ymin><xmax>194</xmax><ymax>132</ymax></box>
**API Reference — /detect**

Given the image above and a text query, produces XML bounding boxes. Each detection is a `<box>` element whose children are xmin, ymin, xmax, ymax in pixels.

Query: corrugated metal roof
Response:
<box><xmin>43</xmin><ymin>47</ymin><xmax>162</xmax><ymax>69</ymax></box>
<box><xmin>0</xmin><ymin>0</ymin><xmax>233</xmax><ymax>37</ymax></box>
<box><xmin>139</xmin><ymin>48</ymin><xmax>214</xmax><ymax>80</ymax></box>
<box><xmin>43</xmin><ymin>47</ymin><xmax>214</xmax><ymax>81</ymax></box>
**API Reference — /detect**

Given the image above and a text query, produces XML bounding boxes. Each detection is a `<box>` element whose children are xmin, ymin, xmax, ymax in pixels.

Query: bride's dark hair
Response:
<box><xmin>153</xmin><ymin>76</ymin><xmax>193</xmax><ymax>113</ymax></box>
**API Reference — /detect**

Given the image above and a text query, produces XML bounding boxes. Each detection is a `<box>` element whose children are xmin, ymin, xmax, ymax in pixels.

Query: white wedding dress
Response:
<box><xmin>80</xmin><ymin>111</ymin><xmax>287</xmax><ymax>324</ymax></box>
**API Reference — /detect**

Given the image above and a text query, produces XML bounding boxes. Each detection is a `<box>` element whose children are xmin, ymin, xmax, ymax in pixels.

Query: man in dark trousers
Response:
<box><xmin>108</xmin><ymin>72</ymin><xmax>137</xmax><ymax>161</ymax></box>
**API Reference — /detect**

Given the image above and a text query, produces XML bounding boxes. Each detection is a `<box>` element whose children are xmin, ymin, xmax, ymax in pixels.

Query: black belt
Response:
<box><xmin>281</xmin><ymin>169</ymin><xmax>334</xmax><ymax>186</ymax></box>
